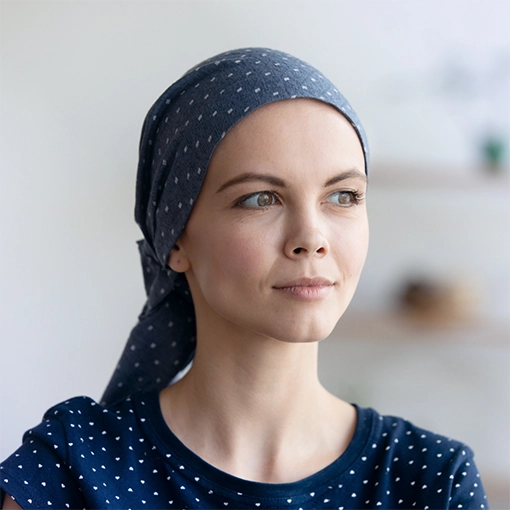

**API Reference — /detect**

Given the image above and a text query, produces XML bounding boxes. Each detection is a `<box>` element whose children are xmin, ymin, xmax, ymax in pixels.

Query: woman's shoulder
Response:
<box><xmin>372</xmin><ymin>406</ymin><xmax>470</xmax><ymax>450</ymax></box>
<box><xmin>344</xmin><ymin>406</ymin><xmax>486</xmax><ymax>508</ymax></box>
<box><xmin>4</xmin><ymin>390</ymin><xmax>162</xmax><ymax>464</ymax></box>
<box><xmin>0</xmin><ymin>391</ymin><xmax>171</xmax><ymax>509</ymax></box>
<box><xmin>42</xmin><ymin>393</ymin><xmax>136</xmax><ymax>422</ymax></box>
<box><xmin>33</xmin><ymin>390</ymin><xmax>159</xmax><ymax>440</ymax></box>
<box><xmin>0</xmin><ymin>391</ymin><xmax>163</xmax><ymax>507</ymax></box>
<box><xmin>355</xmin><ymin>404</ymin><xmax>478</xmax><ymax>488</ymax></box>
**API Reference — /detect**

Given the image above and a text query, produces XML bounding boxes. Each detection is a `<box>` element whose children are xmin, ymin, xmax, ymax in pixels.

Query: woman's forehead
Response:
<box><xmin>205</xmin><ymin>98</ymin><xmax>365</xmax><ymax>187</ymax></box>
<box><xmin>216</xmin><ymin>97</ymin><xmax>343</xmax><ymax>137</ymax></box>
<box><xmin>210</xmin><ymin>98</ymin><xmax>361</xmax><ymax>157</ymax></box>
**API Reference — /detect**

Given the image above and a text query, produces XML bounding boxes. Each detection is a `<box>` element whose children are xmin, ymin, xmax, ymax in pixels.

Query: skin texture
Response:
<box><xmin>161</xmin><ymin>98</ymin><xmax>369</xmax><ymax>483</ymax></box>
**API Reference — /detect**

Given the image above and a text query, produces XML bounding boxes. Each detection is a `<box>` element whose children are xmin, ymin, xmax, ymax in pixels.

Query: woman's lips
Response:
<box><xmin>273</xmin><ymin>278</ymin><xmax>334</xmax><ymax>301</ymax></box>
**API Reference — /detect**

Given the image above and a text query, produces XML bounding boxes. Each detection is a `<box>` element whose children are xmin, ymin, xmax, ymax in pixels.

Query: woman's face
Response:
<box><xmin>170</xmin><ymin>98</ymin><xmax>368</xmax><ymax>344</ymax></box>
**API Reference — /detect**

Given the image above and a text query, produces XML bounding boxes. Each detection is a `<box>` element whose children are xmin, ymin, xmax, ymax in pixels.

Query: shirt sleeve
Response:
<box><xmin>447</xmin><ymin>446</ymin><xmax>489</xmax><ymax>509</ymax></box>
<box><xmin>0</xmin><ymin>411</ymin><xmax>86</xmax><ymax>510</ymax></box>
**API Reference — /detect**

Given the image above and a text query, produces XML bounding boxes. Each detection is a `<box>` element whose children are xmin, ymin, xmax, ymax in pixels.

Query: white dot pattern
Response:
<box><xmin>0</xmin><ymin>392</ymin><xmax>488</xmax><ymax>509</ymax></box>
<box><xmin>102</xmin><ymin>47</ymin><xmax>369</xmax><ymax>407</ymax></box>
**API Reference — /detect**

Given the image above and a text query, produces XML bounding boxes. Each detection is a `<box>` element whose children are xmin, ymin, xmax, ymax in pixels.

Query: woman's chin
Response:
<box><xmin>256</xmin><ymin>317</ymin><xmax>341</xmax><ymax>345</ymax></box>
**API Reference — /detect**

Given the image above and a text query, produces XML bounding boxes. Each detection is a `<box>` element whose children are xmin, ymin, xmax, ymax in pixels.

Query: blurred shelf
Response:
<box><xmin>333</xmin><ymin>309</ymin><xmax>510</xmax><ymax>346</ymax></box>
<box><xmin>368</xmin><ymin>162</ymin><xmax>510</xmax><ymax>190</ymax></box>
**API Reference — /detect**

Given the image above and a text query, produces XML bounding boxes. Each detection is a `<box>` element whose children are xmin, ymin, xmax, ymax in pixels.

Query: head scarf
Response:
<box><xmin>101</xmin><ymin>47</ymin><xmax>369</xmax><ymax>406</ymax></box>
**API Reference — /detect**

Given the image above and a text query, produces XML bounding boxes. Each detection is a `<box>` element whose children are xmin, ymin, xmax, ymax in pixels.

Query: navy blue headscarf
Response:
<box><xmin>102</xmin><ymin>47</ymin><xmax>369</xmax><ymax>406</ymax></box>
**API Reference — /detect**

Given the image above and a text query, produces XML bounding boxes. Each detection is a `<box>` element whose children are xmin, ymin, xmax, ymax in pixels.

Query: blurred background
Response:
<box><xmin>1</xmin><ymin>0</ymin><xmax>509</xmax><ymax>507</ymax></box>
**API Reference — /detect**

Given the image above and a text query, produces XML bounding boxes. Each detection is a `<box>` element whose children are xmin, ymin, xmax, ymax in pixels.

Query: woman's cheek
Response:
<box><xmin>331</xmin><ymin>223</ymin><xmax>369</xmax><ymax>274</ymax></box>
<box><xmin>348</xmin><ymin>225</ymin><xmax>370</xmax><ymax>274</ymax></box>
<box><xmin>219</xmin><ymin>230</ymin><xmax>270</xmax><ymax>279</ymax></box>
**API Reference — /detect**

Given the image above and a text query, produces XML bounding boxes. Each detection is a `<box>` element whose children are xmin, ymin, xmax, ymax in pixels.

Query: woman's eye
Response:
<box><xmin>327</xmin><ymin>191</ymin><xmax>358</xmax><ymax>206</ymax></box>
<box><xmin>238</xmin><ymin>191</ymin><xmax>278</xmax><ymax>208</ymax></box>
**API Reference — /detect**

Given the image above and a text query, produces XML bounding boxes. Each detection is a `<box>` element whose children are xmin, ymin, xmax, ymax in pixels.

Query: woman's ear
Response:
<box><xmin>167</xmin><ymin>244</ymin><xmax>191</xmax><ymax>273</ymax></box>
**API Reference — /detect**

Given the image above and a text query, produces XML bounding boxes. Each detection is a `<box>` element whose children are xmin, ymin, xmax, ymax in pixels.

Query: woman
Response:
<box><xmin>1</xmin><ymin>48</ymin><xmax>488</xmax><ymax>509</ymax></box>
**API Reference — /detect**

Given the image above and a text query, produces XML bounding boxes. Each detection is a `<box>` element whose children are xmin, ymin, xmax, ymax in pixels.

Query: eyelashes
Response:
<box><xmin>326</xmin><ymin>190</ymin><xmax>365</xmax><ymax>207</ymax></box>
<box><xmin>234</xmin><ymin>190</ymin><xmax>365</xmax><ymax>209</ymax></box>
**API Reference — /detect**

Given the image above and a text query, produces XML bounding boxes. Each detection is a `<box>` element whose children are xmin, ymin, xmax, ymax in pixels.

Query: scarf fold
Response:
<box><xmin>102</xmin><ymin>47</ymin><xmax>369</xmax><ymax>406</ymax></box>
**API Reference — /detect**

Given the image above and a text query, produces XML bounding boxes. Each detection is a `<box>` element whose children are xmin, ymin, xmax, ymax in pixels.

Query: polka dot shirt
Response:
<box><xmin>1</xmin><ymin>392</ymin><xmax>488</xmax><ymax>509</ymax></box>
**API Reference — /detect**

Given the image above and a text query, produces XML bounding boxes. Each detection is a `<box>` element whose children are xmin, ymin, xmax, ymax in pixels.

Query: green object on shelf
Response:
<box><xmin>482</xmin><ymin>136</ymin><xmax>506</xmax><ymax>171</ymax></box>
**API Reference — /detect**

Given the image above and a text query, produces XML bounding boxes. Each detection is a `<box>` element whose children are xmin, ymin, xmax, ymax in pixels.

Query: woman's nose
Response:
<box><xmin>283</xmin><ymin>214</ymin><xmax>330</xmax><ymax>259</ymax></box>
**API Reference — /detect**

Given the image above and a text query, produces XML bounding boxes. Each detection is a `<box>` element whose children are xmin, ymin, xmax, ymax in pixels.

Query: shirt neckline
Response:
<box><xmin>132</xmin><ymin>390</ymin><xmax>375</xmax><ymax>499</ymax></box>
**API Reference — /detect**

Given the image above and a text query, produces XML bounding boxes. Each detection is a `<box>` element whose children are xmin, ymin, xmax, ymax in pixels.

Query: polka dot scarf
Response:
<box><xmin>101</xmin><ymin>47</ymin><xmax>369</xmax><ymax>406</ymax></box>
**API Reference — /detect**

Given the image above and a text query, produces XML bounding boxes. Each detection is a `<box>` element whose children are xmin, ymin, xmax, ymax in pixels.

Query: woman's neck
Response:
<box><xmin>159</xmin><ymin>327</ymin><xmax>356</xmax><ymax>483</ymax></box>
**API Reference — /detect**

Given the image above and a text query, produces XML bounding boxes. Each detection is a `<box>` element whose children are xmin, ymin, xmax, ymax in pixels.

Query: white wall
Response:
<box><xmin>1</xmin><ymin>0</ymin><xmax>509</xmax><ymax>498</ymax></box>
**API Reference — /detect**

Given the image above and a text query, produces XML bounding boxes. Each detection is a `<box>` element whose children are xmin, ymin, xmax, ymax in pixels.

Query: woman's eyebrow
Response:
<box><xmin>216</xmin><ymin>172</ymin><xmax>287</xmax><ymax>194</ymax></box>
<box><xmin>324</xmin><ymin>169</ymin><xmax>367</xmax><ymax>187</ymax></box>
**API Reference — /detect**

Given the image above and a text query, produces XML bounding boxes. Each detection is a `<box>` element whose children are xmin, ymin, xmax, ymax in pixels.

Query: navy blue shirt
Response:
<box><xmin>1</xmin><ymin>391</ymin><xmax>488</xmax><ymax>509</ymax></box>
